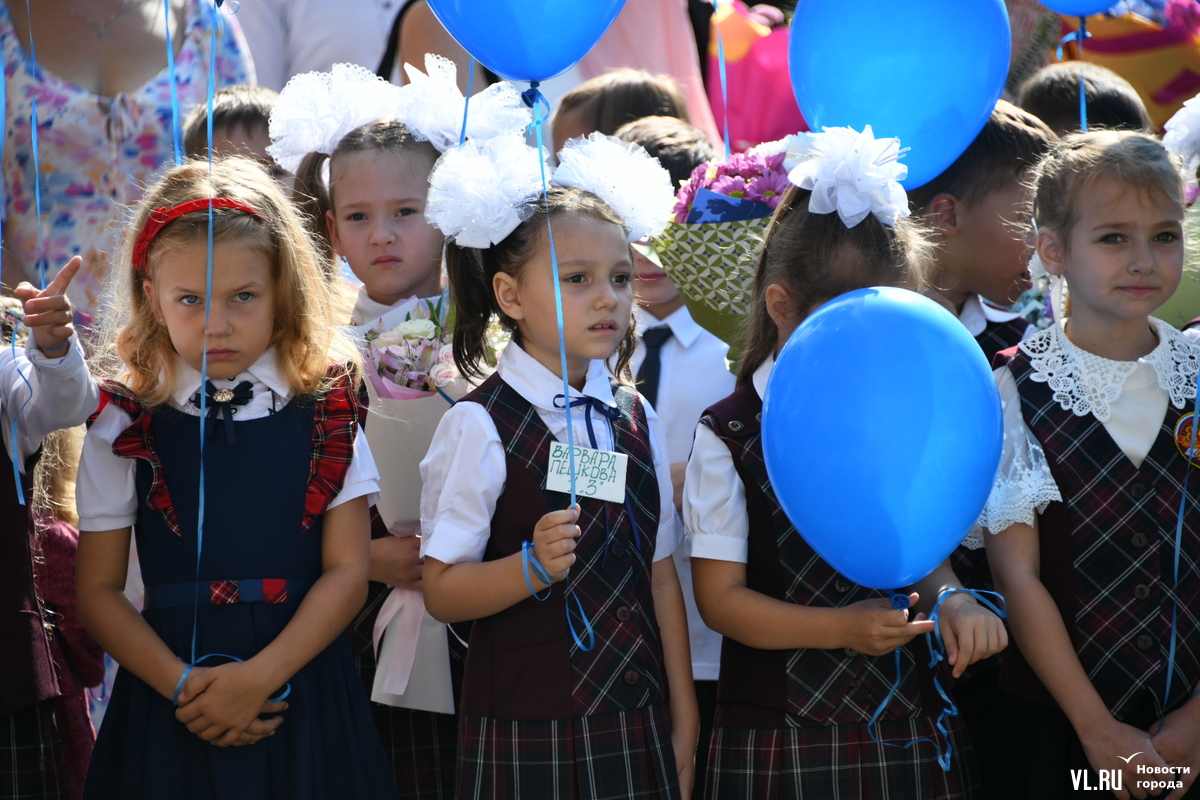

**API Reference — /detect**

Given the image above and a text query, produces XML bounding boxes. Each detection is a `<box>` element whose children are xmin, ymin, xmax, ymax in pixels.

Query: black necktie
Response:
<box><xmin>636</xmin><ymin>326</ymin><xmax>672</xmax><ymax>409</ymax></box>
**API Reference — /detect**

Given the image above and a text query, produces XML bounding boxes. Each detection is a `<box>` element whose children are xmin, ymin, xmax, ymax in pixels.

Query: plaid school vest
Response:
<box><xmin>702</xmin><ymin>383</ymin><xmax>935</xmax><ymax>728</ymax></box>
<box><xmin>976</xmin><ymin>317</ymin><xmax>1029</xmax><ymax>367</ymax></box>
<box><xmin>459</xmin><ymin>373</ymin><xmax>666</xmax><ymax>721</ymax></box>
<box><xmin>999</xmin><ymin>346</ymin><xmax>1200</xmax><ymax>721</ymax></box>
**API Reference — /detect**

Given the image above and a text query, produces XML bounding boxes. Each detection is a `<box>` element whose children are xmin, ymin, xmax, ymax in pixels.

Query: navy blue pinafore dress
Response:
<box><xmin>83</xmin><ymin>376</ymin><xmax>396</xmax><ymax>800</ymax></box>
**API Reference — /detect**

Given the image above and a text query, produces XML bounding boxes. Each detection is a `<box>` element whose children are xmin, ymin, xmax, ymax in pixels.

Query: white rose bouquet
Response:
<box><xmin>363</xmin><ymin>299</ymin><xmax>456</xmax><ymax>400</ymax></box>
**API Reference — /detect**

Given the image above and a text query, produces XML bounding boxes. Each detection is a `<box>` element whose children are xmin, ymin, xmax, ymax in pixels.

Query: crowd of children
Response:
<box><xmin>2</xmin><ymin>41</ymin><xmax>1199</xmax><ymax>800</ymax></box>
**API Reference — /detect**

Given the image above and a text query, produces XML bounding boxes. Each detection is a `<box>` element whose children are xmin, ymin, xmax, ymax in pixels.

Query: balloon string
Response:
<box><xmin>867</xmin><ymin>588</ymin><xmax>1007</xmax><ymax>772</ymax></box>
<box><xmin>522</xmin><ymin>83</ymin><xmax>577</xmax><ymax>507</ymax></box>
<box><xmin>164</xmin><ymin>0</ymin><xmax>183</xmax><ymax>165</ymax></box>
<box><xmin>458</xmin><ymin>56</ymin><xmax>475</xmax><ymax>147</ymax></box>
<box><xmin>11</xmin><ymin>0</ymin><xmax>45</xmax><ymax>505</ymax></box>
<box><xmin>1077</xmin><ymin>17</ymin><xmax>1088</xmax><ymax>132</ymax></box>
<box><xmin>1159</xmin><ymin>370</ymin><xmax>1200</xmax><ymax>730</ymax></box>
<box><xmin>1055</xmin><ymin>19</ymin><xmax>1091</xmax><ymax>133</ymax></box>
<box><xmin>190</xmin><ymin>0</ymin><xmax>219</xmax><ymax>667</ymax></box>
<box><xmin>712</xmin><ymin>0</ymin><xmax>731</xmax><ymax>161</ymax></box>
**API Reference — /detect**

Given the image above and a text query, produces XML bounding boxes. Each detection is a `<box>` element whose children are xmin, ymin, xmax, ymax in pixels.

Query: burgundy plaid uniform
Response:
<box><xmin>699</xmin><ymin>384</ymin><xmax>978</xmax><ymax>799</ymax></box>
<box><xmin>975</xmin><ymin>317</ymin><xmax>1028</xmax><ymax>367</ymax></box>
<box><xmin>90</xmin><ymin>367</ymin><xmax>360</xmax><ymax>537</ymax></box>
<box><xmin>454</xmin><ymin>374</ymin><xmax>678</xmax><ymax>800</ymax></box>
<box><xmin>998</xmin><ymin>346</ymin><xmax>1200</xmax><ymax>720</ymax></box>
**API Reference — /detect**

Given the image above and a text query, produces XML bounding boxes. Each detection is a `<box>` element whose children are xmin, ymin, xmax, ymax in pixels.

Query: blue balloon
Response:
<box><xmin>789</xmin><ymin>0</ymin><xmax>1011</xmax><ymax>189</ymax></box>
<box><xmin>761</xmin><ymin>287</ymin><xmax>1002</xmax><ymax>590</ymax></box>
<box><xmin>426</xmin><ymin>0</ymin><xmax>626</xmax><ymax>83</ymax></box>
<box><xmin>1040</xmin><ymin>0</ymin><xmax>1112</xmax><ymax>15</ymax></box>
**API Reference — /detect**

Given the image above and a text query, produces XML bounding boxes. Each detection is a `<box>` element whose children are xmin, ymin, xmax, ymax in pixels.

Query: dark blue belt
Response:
<box><xmin>144</xmin><ymin>578</ymin><xmax>314</xmax><ymax>610</ymax></box>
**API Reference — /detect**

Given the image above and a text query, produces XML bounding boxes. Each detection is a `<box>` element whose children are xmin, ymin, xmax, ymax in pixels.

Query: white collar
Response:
<box><xmin>169</xmin><ymin>348</ymin><xmax>293</xmax><ymax>410</ymax></box>
<box><xmin>752</xmin><ymin>354</ymin><xmax>774</xmax><ymax>402</ymax></box>
<box><xmin>958</xmin><ymin>293</ymin><xmax>1021</xmax><ymax>337</ymax></box>
<box><xmin>497</xmin><ymin>340</ymin><xmax>617</xmax><ymax>411</ymax></box>
<box><xmin>1018</xmin><ymin>316</ymin><xmax>1200</xmax><ymax>421</ymax></box>
<box><xmin>634</xmin><ymin>304</ymin><xmax>703</xmax><ymax>349</ymax></box>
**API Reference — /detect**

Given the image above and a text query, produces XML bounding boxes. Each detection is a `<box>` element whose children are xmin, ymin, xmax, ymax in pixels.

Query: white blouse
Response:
<box><xmin>973</xmin><ymin>317</ymin><xmax>1198</xmax><ymax>544</ymax></box>
<box><xmin>77</xmin><ymin>349</ymin><xmax>380</xmax><ymax>532</ymax></box>
<box><xmin>0</xmin><ymin>338</ymin><xmax>98</xmax><ymax>465</ymax></box>
<box><xmin>419</xmin><ymin>342</ymin><xmax>683</xmax><ymax>565</ymax></box>
<box><xmin>682</xmin><ymin>356</ymin><xmax>773</xmax><ymax>565</ymax></box>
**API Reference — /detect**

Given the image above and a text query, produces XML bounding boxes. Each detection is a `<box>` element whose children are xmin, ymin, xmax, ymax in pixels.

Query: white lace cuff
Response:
<box><xmin>976</xmin><ymin>366</ymin><xmax>1063</xmax><ymax>535</ymax></box>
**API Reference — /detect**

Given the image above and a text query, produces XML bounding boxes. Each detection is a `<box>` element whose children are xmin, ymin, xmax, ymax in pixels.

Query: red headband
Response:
<box><xmin>132</xmin><ymin>198</ymin><xmax>266</xmax><ymax>270</ymax></box>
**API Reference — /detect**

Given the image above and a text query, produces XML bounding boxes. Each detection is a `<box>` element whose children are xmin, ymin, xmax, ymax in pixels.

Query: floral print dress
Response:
<box><xmin>0</xmin><ymin>0</ymin><xmax>253</xmax><ymax>324</ymax></box>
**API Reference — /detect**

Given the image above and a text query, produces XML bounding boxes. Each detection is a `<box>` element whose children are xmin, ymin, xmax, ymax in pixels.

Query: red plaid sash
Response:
<box><xmin>88</xmin><ymin>366</ymin><xmax>362</xmax><ymax>538</ymax></box>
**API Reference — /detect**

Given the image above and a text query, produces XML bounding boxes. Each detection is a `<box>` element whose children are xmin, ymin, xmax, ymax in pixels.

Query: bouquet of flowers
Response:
<box><xmin>363</xmin><ymin>299</ymin><xmax>456</xmax><ymax>400</ymax></box>
<box><xmin>653</xmin><ymin>141</ymin><xmax>793</xmax><ymax>350</ymax></box>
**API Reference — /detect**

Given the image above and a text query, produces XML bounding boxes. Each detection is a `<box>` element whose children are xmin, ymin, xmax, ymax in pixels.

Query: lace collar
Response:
<box><xmin>1018</xmin><ymin>317</ymin><xmax>1200</xmax><ymax>421</ymax></box>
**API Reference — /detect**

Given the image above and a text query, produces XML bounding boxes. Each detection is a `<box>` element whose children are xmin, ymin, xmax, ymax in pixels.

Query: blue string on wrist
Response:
<box><xmin>867</xmin><ymin>587</ymin><xmax>1007</xmax><ymax>772</ymax></box>
<box><xmin>172</xmin><ymin>664</ymin><xmax>194</xmax><ymax>706</ymax></box>
<box><xmin>521</xmin><ymin>541</ymin><xmax>553</xmax><ymax>600</ymax></box>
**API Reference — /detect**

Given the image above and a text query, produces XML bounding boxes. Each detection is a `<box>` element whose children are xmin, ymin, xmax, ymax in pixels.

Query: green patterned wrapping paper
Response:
<box><xmin>652</xmin><ymin>217</ymin><xmax>770</xmax><ymax>360</ymax></box>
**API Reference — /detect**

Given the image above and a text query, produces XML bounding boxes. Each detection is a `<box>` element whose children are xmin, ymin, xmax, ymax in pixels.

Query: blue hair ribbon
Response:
<box><xmin>867</xmin><ymin>587</ymin><xmax>1007</xmax><ymax>772</ymax></box>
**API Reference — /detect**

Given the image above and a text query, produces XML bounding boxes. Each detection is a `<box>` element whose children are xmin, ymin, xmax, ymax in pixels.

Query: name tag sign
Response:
<box><xmin>547</xmin><ymin>442</ymin><xmax>628</xmax><ymax>503</ymax></box>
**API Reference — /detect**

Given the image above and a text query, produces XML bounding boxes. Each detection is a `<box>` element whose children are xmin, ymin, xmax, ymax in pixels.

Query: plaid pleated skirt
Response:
<box><xmin>1</xmin><ymin>699</ymin><xmax>69</xmax><ymax>800</ymax></box>
<box><xmin>457</xmin><ymin>704</ymin><xmax>680</xmax><ymax>800</ymax></box>
<box><xmin>702</xmin><ymin>715</ymin><xmax>979</xmax><ymax>800</ymax></box>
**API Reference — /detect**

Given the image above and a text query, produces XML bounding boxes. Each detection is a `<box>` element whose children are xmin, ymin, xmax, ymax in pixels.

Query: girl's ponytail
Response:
<box><xmin>293</xmin><ymin>151</ymin><xmax>336</xmax><ymax>274</ymax></box>
<box><xmin>446</xmin><ymin>244</ymin><xmax>500</xmax><ymax>382</ymax></box>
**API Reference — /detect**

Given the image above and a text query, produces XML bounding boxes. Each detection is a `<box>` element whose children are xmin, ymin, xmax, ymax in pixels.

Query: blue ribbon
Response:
<box><xmin>458</xmin><ymin>56</ymin><xmax>475</xmax><ymax>148</ymax></box>
<box><xmin>1056</xmin><ymin>18</ymin><xmax>1092</xmax><ymax>132</ymax></box>
<box><xmin>163</xmin><ymin>0</ymin><xmax>183</xmax><ymax>165</ymax></box>
<box><xmin>190</xmin><ymin>0</ymin><xmax>220</xmax><ymax>667</ymax></box>
<box><xmin>10</xmin><ymin>0</ymin><xmax>46</xmax><ymax>505</ymax></box>
<box><xmin>711</xmin><ymin>0</ymin><xmax>731</xmax><ymax>161</ymax></box>
<box><xmin>174</xmin><ymin>652</ymin><xmax>291</xmax><ymax>706</ymax></box>
<box><xmin>521</xmin><ymin>540</ymin><xmax>553</xmax><ymax>600</ymax></box>
<box><xmin>521</xmin><ymin>82</ymin><xmax>579</xmax><ymax>507</ymax></box>
<box><xmin>867</xmin><ymin>587</ymin><xmax>1007</xmax><ymax>772</ymax></box>
<box><xmin>1160</xmin><ymin>370</ymin><xmax>1200</xmax><ymax>729</ymax></box>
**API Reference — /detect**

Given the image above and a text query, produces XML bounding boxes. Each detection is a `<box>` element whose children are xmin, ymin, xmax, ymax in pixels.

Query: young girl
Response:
<box><xmin>419</xmin><ymin>132</ymin><xmax>699</xmax><ymax>799</ymax></box>
<box><xmin>684</xmin><ymin>127</ymin><xmax>1009</xmax><ymax>799</ymax></box>
<box><xmin>74</xmin><ymin>157</ymin><xmax>396</xmax><ymax>800</ymax></box>
<box><xmin>1</xmin><ymin>257</ymin><xmax>98</xmax><ymax>798</ymax></box>
<box><xmin>267</xmin><ymin>59</ymin><xmax>528</xmax><ymax>799</ymax></box>
<box><xmin>984</xmin><ymin>131</ymin><xmax>1200</xmax><ymax>798</ymax></box>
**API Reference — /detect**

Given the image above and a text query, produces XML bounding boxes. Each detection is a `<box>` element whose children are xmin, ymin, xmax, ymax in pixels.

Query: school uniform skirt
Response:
<box><xmin>703</xmin><ymin>713</ymin><xmax>979</xmax><ymax>800</ymax></box>
<box><xmin>456</xmin><ymin>704</ymin><xmax>679</xmax><ymax>800</ymax></box>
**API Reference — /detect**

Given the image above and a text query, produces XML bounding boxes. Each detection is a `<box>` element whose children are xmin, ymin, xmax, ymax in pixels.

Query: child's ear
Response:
<box><xmin>764</xmin><ymin>282</ymin><xmax>797</xmax><ymax>329</ymax></box>
<box><xmin>1036</xmin><ymin>228</ymin><xmax>1066</xmax><ymax>276</ymax></box>
<box><xmin>493</xmin><ymin>271</ymin><xmax>525</xmax><ymax>322</ymax></box>
<box><xmin>142</xmin><ymin>279</ymin><xmax>161</xmax><ymax>320</ymax></box>
<box><xmin>926</xmin><ymin>194</ymin><xmax>961</xmax><ymax>237</ymax></box>
<box><xmin>326</xmin><ymin>210</ymin><xmax>343</xmax><ymax>256</ymax></box>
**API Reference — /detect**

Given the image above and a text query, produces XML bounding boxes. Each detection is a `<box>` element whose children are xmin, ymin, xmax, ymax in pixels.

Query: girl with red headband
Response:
<box><xmin>74</xmin><ymin>157</ymin><xmax>397</xmax><ymax>799</ymax></box>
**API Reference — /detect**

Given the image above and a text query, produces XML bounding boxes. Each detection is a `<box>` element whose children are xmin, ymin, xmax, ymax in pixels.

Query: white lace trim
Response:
<box><xmin>973</xmin><ymin>421</ymin><xmax>1062</xmax><ymax>540</ymax></box>
<box><xmin>967</xmin><ymin>377</ymin><xmax>1063</xmax><ymax>544</ymax></box>
<box><xmin>1018</xmin><ymin>317</ymin><xmax>1200</xmax><ymax>422</ymax></box>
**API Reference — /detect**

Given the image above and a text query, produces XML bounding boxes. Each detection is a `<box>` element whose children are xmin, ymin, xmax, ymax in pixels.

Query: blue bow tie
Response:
<box><xmin>190</xmin><ymin>380</ymin><xmax>253</xmax><ymax>446</ymax></box>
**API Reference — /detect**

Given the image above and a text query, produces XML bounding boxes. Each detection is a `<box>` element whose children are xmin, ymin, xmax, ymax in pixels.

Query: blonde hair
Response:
<box><xmin>1029</xmin><ymin>130</ymin><xmax>1185</xmax><ymax>245</ymax></box>
<box><xmin>738</xmin><ymin>185</ymin><xmax>933</xmax><ymax>385</ymax></box>
<box><xmin>106</xmin><ymin>157</ymin><xmax>359</xmax><ymax>406</ymax></box>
